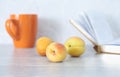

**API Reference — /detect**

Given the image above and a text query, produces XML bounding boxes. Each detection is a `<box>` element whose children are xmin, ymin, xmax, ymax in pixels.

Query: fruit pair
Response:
<box><xmin>36</xmin><ymin>36</ymin><xmax>85</xmax><ymax>62</ymax></box>
<box><xmin>36</xmin><ymin>37</ymin><xmax>67</xmax><ymax>62</ymax></box>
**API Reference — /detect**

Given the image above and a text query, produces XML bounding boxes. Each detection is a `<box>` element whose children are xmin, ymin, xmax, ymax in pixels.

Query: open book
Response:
<box><xmin>70</xmin><ymin>11</ymin><xmax>120</xmax><ymax>54</ymax></box>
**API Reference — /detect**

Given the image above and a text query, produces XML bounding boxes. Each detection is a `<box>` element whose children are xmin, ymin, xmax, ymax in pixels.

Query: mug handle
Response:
<box><xmin>5</xmin><ymin>19</ymin><xmax>19</xmax><ymax>40</ymax></box>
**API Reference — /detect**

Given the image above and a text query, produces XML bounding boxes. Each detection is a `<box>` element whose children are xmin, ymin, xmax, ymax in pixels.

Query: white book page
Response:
<box><xmin>79</xmin><ymin>12</ymin><xmax>96</xmax><ymax>40</ymax></box>
<box><xmin>100</xmin><ymin>45</ymin><xmax>120</xmax><ymax>54</ymax></box>
<box><xmin>70</xmin><ymin>19</ymin><xmax>97</xmax><ymax>45</ymax></box>
<box><xmin>72</xmin><ymin>14</ymin><xmax>97</xmax><ymax>41</ymax></box>
<box><xmin>107</xmin><ymin>38</ymin><xmax>120</xmax><ymax>45</ymax></box>
<box><xmin>85</xmin><ymin>12</ymin><xmax>114</xmax><ymax>44</ymax></box>
<box><xmin>71</xmin><ymin>11</ymin><xmax>120</xmax><ymax>47</ymax></box>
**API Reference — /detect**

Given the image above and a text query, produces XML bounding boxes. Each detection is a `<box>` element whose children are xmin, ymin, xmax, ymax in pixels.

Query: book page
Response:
<box><xmin>85</xmin><ymin>11</ymin><xmax>114</xmax><ymax>44</ymax></box>
<box><xmin>79</xmin><ymin>12</ymin><xmax>96</xmax><ymax>39</ymax></box>
<box><xmin>73</xmin><ymin>13</ymin><xmax>97</xmax><ymax>41</ymax></box>
<box><xmin>100</xmin><ymin>45</ymin><xmax>120</xmax><ymax>54</ymax></box>
<box><xmin>70</xmin><ymin>11</ymin><xmax>120</xmax><ymax>46</ymax></box>
<box><xmin>107</xmin><ymin>38</ymin><xmax>120</xmax><ymax>45</ymax></box>
<box><xmin>70</xmin><ymin>19</ymin><xmax>97</xmax><ymax>45</ymax></box>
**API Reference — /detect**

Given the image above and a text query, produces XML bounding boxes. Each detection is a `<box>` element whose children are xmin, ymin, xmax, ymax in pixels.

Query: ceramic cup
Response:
<box><xmin>5</xmin><ymin>14</ymin><xmax>38</xmax><ymax>48</ymax></box>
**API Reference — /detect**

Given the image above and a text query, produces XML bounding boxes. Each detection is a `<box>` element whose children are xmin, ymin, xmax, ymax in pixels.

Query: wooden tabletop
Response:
<box><xmin>0</xmin><ymin>44</ymin><xmax>120</xmax><ymax>77</ymax></box>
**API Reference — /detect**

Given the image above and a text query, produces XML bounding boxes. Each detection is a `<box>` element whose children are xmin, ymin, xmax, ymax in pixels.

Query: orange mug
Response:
<box><xmin>5</xmin><ymin>14</ymin><xmax>38</xmax><ymax>48</ymax></box>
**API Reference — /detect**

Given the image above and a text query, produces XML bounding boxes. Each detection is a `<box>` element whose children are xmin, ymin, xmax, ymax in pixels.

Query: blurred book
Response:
<box><xmin>70</xmin><ymin>11</ymin><xmax>120</xmax><ymax>54</ymax></box>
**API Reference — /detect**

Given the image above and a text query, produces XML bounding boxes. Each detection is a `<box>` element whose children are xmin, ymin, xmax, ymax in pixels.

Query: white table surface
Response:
<box><xmin>1</xmin><ymin>44</ymin><xmax>120</xmax><ymax>77</ymax></box>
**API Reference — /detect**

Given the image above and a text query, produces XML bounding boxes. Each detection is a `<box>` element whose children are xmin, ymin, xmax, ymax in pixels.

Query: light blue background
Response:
<box><xmin>0</xmin><ymin>0</ymin><xmax>120</xmax><ymax>44</ymax></box>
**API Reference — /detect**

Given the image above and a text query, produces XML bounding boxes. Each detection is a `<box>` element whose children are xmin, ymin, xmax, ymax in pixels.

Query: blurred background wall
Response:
<box><xmin>0</xmin><ymin>0</ymin><xmax>120</xmax><ymax>45</ymax></box>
